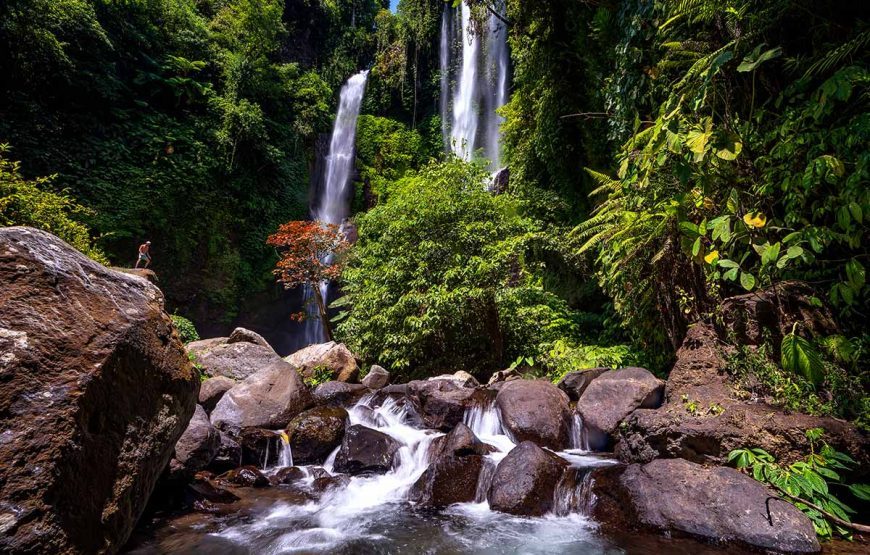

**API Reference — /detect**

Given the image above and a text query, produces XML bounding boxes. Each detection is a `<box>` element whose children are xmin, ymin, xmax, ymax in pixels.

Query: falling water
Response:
<box><xmin>278</xmin><ymin>433</ymin><xmax>294</xmax><ymax>468</ymax></box>
<box><xmin>303</xmin><ymin>71</ymin><xmax>369</xmax><ymax>345</ymax></box>
<box><xmin>450</xmin><ymin>2</ymin><xmax>479</xmax><ymax>160</ymax></box>
<box><xmin>441</xmin><ymin>1</ymin><xmax>510</xmax><ymax>169</ymax></box>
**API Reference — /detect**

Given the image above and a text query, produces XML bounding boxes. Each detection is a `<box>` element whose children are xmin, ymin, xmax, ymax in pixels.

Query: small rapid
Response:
<box><xmin>129</xmin><ymin>393</ymin><xmax>627</xmax><ymax>554</ymax></box>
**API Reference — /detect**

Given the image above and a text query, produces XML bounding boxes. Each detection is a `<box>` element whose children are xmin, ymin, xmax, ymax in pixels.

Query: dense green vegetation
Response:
<box><xmin>1</xmin><ymin>1</ymin><xmax>866</xmax><ymax>400</ymax></box>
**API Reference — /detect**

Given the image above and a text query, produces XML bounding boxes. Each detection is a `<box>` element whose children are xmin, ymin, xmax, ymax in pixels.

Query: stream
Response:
<box><xmin>127</xmin><ymin>393</ymin><xmax>742</xmax><ymax>554</ymax></box>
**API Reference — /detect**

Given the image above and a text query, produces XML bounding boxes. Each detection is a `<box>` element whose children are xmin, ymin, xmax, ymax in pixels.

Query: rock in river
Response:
<box><xmin>333</xmin><ymin>425</ymin><xmax>400</xmax><ymax>475</ymax></box>
<box><xmin>487</xmin><ymin>441</ymin><xmax>567</xmax><ymax>516</ymax></box>
<box><xmin>495</xmin><ymin>380</ymin><xmax>572</xmax><ymax>450</ymax></box>
<box><xmin>575</xmin><ymin>367</ymin><xmax>664</xmax><ymax>450</ymax></box>
<box><xmin>0</xmin><ymin>227</ymin><xmax>199</xmax><ymax>554</ymax></box>
<box><xmin>210</xmin><ymin>360</ymin><xmax>313</xmax><ymax>434</ymax></box>
<box><xmin>591</xmin><ymin>458</ymin><xmax>820</xmax><ymax>553</ymax></box>
<box><xmin>285</xmin><ymin>341</ymin><xmax>359</xmax><ymax>383</ymax></box>
<box><xmin>285</xmin><ymin>406</ymin><xmax>348</xmax><ymax>465</ymax></box>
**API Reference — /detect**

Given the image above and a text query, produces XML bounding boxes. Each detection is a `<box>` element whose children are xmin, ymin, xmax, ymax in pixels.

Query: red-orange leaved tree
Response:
<box><xmin>267</xmin><ymin>221</ymin><xmax>349</xmax><ymax>340</ymax></box>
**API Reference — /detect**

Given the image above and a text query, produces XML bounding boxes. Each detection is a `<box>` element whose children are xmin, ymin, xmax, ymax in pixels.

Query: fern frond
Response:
<box><xmin>803</xmin><ymin>30</ymin><xmax>870</xmax><ymax>79</ymax></box>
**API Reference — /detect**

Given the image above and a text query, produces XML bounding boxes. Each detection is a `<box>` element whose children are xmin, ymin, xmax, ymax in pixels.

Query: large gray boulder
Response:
<box><xmin>0</xmin><ymin>227</ymin><xmax>199</xmax><ymax>554</ymax></box>
<box><xmin>495</xmin><ymin>380</ymin><xmax>572</xmax><ymax>450</ymax></box>
<box><xmin>171</xmin><ymin>405</ymin><xmax>221</xmax><ymax>478</ymax></box>
<box><xmin>191</xmin><ymin>341</ymin><xmax>282</xmax><ymax>381</ymax></box>
<box><xmin>333</xmin><ymin>425</ymin><xmax>400</xmax><ymax>475</ymax></box>
<box><xmin>312</xmin><ymin>381</ymin><xmax>369</xmax><ymax>407</ymax></box>
<box><xmin>210</xmin><ymin>360</ymin><xmax>313</xmax><ymax>434</ymax></box>
<box><xmin>226</xmin><ymin>327</ymin><xmax>273</xmax><ymax>350</ymax></box>
<box><xmin>556</xmin><ymin>368</ymin><xmax>609</xmax><ymax>402</ymax></box>
<box><xmin>591</xmin><ymin>458</ymin><xmax>820</xmax><ymax>553</ymax></box>
<box><xmin>576</xmin><ymin>367</ymin><xmax>664</xmax><ymax>450</ymax></box>
<box><xmin>487</xmin><ymin>441</ymin><xmax>567</xmax><ymax>516</ymax></box>
<box><xmin>284</xmin><ymin>341</ymin><xmax>359</xmax><ymax>383</ymax></box>
<box><xmin>198</xmin><ymin>376</ymin><xmax>235</xmax><ymax>413</ymax></box>
<box><xmin>361</xmin><ymin>365</ymin><xmax>390</xmax><ymax>389</ymax></box>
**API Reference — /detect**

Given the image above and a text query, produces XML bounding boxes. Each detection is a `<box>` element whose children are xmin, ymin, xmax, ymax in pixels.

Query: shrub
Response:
<box><xmin>171</xmin><ymin>314</ymin><xmax>200</xmax><ymax>344</ymax></box>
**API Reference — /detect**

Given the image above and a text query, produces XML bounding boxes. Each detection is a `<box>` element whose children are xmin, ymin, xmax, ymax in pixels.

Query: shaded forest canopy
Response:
<box><xmin>1</xmin><ymin>1</ymin><xmax>867</xmax><ymax>427</ymax></box>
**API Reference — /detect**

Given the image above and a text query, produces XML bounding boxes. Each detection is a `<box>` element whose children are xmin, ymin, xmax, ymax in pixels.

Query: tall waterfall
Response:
<box><xmin>441</xmin><ymin>1</ymin><xmax>509</xmax><ymax>169</ymax></box>
<box><xmin>304</xmin><ymin>70</ymin><xmax>369</xmax><ymax>345</ymax></box>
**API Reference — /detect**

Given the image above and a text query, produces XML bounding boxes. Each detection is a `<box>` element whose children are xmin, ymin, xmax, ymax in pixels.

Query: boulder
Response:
<box><xmin>333</xmin><ymin>425</ymin><xmax>400</xmax><ymax>475</ymax></box>
<box><xmin>187</xmin><ymin>477</ymin><xmax>240</xmax><ymax>505</ymax></box>
<box><xmin>313</xmin><ymin>381</ymin><xmax>369</xmax><ymax>407</ymax></box>
<box><xmin>438</xmin><ymin>422</ymin><xmax>496</xmax><ymax>457</ymax></box>
<box><xmin>313</xmin><ymin>474</ymin><xmax>352</xmax><ymax>493</ymax></box>
<box><xmin>615</xmin><ymin>324</ymin><xmax>868</xmax><ymax>467</ymax></box>
<box><xmin>198</xmin><ymin>376</ymin><xmax>235</xmax><ymax>413</ymax></box>
<box><xmin>217</xmin><ymin>466</ymin><xmax>270</xmax><ymax>488</ymax></box>
<box><xmin>495</xmin><ymin>380</ymin><xmax>572</xmax><ymax>450</ymax></box>
<box><xmin>0</xmin><ymin>227</ymin><xmax>199</xmax><ymax>554</ymax></box>
<box><xmin>487</xmin><ymin>441</ymin><xmax>567</xmax><ymax>516</ymax></box>
<box><xmin>408</xmin><ymin>379</ymin><xmax>484</xmax><ymax>431</ymax></box>
<box><xmin>575</xmin><ymin>367</ymin><xmax>664</xmax><ymax>450</ymax></box>
<box><xmin>284</xmin><ymin>341</ymin><xmax>359</xmax><ymax>383</ymax></box>
<box><xmin>428</xmin><ymin>371</ymin><xmax>480</xmax><ymax>388</ymax></box>
<box><xmin>718</xmin><ymin>280</ymin><xmax>838</xmax><ymax>348</ymax></box>
<box><xmin>192</xmin><ymin>341</ymin><xmax>282</xmax><ymax>381</ymax></box>
<box><xmin>226</xmin><ymin>327</ymin><xmax>273</xmax><ymax>350</ymax></box>
<box><xmin>556</xmin><ymin>368</ymin><xmax>609</xmax><ymax>402</ymax></box>
<box><xmin>271</xmin><ymin>467</ymin><xmax>307</xmax><ymax>485</ymax></box>
<box><xmin>410</xmin><ymin>455</ymin><xmax>485</xmax><ymax>508</ymax></box>
<box><xmin>285</xmin><ymin>406</ymin><xmax>348</xmax><ymax>464</ymax></box>
<box><xmin>171</xmin><ymin>405</ymin><xmax>221</xmax><ymax>478</ymax></box>
<box><xmin>210</xmin><ymin>360</ymin><xmax>313</xmax><ymax>434</ymax></box>
<box><xmin>487</xmin><ymin>368</ymin><xmax>521</xmax><ymax>385</ymax></box>
<box><xmin>209</xmin><ymin>431</ymin><xmax>243</xmax><ymax>473</ymax></box>
<box><xmin>361</xmin><ymin>365</ymin><xmax>390</xmax><ymax>389</ymax></box>
<box><xmin>591</xmin><ymin>459</ymin><xmax>820</xmax><ymax>553</ymax></box>
<box><xmin>186</xmin><ymin>336</ymin><xmax>227</xmax><ymax>354</ymax></box>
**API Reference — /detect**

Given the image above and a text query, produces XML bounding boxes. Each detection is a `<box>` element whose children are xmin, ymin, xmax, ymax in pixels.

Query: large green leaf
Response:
<box><xmin>781</xmin><ymin>329</ymin><xmax>825</xmax><ymax>386</ymax></box>
<box><xmin>737</xmin><ymin>45</ymin><xmax>783</xmax><ymax>72</ymax></box>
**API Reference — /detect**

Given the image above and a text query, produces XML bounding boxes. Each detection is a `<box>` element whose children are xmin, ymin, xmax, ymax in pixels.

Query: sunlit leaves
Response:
<box><xmin>781</xmin><ymin>325</ymin><xmax>825</xmax><ymax>386</ymax></box>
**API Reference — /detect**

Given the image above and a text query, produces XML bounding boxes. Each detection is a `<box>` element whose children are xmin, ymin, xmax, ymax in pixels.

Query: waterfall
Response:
<box><xmin>441</xmin><ymin>1</ymin><xmax>509</xmax><ymax>169</ymax></box>
<box><xmin>278</xmin><ymin>433</ymin><xmax>294</xmax><ymax>468</ymax></box>
<box><xmin>303</xmin><ymin>70</ymin><xmax>369</xmax><ymax>345</ymax></box>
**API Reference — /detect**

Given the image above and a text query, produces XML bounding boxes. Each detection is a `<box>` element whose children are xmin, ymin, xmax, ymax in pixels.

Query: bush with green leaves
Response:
<box><xmin>171</xmin><ymin>314</ymin><xmax>200</xmax><ymax>344</ymax></box>
<box><xmin>729</xmin><ymin>429</ymin><xmax>869</xmax><ymax>540</ymax></box>
<box><xmin>0</xmin><ymin>144</ymin><xmax>107</xmax><ymax>263</ymax></box>
<box><xmin>336</xmin><ymin>158</ymin><xmax>582</xmax><ymax>379</ymax></box>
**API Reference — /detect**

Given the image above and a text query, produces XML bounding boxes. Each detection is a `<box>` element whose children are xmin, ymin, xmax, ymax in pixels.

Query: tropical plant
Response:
<box><xmin>729</xmin><ymin>429</ymin><xmax>870</xmax><ymax>540</ymax></box>
<box><xmin>336</xmin><ymin>158</ymin><xmax>580</xmax><ymax>379</ymax></box>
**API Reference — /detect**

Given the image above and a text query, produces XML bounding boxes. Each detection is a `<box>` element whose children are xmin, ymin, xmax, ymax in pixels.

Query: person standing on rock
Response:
<box><xmin>135</xmin><ymin>241</ymin><xmax>152</xmax><ymax>269</ymax></box>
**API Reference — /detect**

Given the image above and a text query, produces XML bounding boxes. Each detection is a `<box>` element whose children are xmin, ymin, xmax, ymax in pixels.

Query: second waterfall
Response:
<box><xmin>441</xmin><ymin>1</ymin><xmax>509</xmax><ymax>169</ymax></box>
<box><xmin>304</xmin><ymin>70</ymin><xmax>369</xmax><ymax>345</ymax></box>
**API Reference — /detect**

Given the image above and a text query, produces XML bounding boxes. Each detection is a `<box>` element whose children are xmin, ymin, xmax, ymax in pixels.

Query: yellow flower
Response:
<box><xmin>704</xmin><ymin>250</ymin><xmax>719</xmax><ymax>264</ymax></box>
<box><xmin>743</xmin><ymin>212</ymin><xmax>767</xmax><ymax>229</ymax></box>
